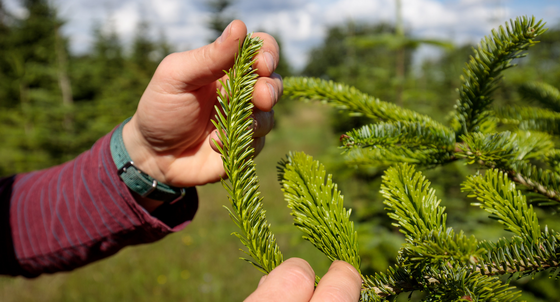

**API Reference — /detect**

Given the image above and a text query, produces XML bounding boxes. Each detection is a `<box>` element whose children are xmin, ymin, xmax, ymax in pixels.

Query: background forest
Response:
<box><xmin>2</xmin><ymin>0</ymin><xmax>560</xmax><ymax>301</ymax></box>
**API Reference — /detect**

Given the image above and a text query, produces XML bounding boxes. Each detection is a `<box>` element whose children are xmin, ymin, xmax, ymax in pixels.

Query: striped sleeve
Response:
<box><xmin>0</xmin><ymin>129</ymin><xmax>198</xmax><ymax>277</ymax></box>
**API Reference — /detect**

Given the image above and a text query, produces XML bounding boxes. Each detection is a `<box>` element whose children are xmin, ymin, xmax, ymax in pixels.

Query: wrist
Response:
<box><xmin>122</xmin><ymin>116</ymin><xmax>166</xmax><ymax>183</ymax></box>
<box><xmin>120</xmin><ymin>124</ymin><xmax>165</xmax><ymax>211</ymax></box>
<box><xmin>111</xmin><ymin>117</ymin><xmax>187</xmax><ymax>205</ymax></box>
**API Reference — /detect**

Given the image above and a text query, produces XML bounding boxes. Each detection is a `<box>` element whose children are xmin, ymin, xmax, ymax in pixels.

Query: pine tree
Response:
<box><xmin>0</xmin><ymin>0</ymin><xmax>74</xmax><ymax>174</ymax></box>
<box><xmin>217</xmin><ymin>17</ymin><xmax>560</xmax><ymax>301</ymax></box>
<box><xmin>79</xmin><ymin>19</ymin><xmax>168</xmax><ymax>141</ymax></box>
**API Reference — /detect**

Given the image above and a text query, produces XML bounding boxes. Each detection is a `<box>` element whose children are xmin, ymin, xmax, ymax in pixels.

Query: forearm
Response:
<box><xmin>0</xmin><ymin>129</ymin><xmax>198</xmax><ymax>277</ymax></box>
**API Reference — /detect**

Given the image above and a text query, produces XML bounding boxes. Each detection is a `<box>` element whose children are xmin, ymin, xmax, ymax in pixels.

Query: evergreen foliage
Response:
<box><xmin>2</xmin><ymin>1</ymin><xmax>560</xmax><ymax>300</ymax></box>
<box><xmin>519</xmin><ymin>81</ymin><xmax>560</xmax><ymax>111</ymax></box>
<box><xmin>212</xmin><ymin>34</ymin><xmax>283</xmax><ymax>274</ymax></box>
<box><xmin>216</xmin><ymin>15</ymin><xmax>560</xmax><ymax>301</ymax></box>
<box><xmin>462</xmin><ymin>169</ymin><xmax>541</xmax><ymax>242</ymax></box>
<box><xmin>453</xmin><ymin>17</ymin><xmax>546</xmax><ymax>136</ymax></box>
<box><xmin>343</xmin><ymin>146</ymin><xmax>452</xmax><ymax>168</ymax></box>
<box><xmin>283</xmin><ymin>77</ymin><xmax>451</xmax><ymax>131</ymax></box>
<box><xmin>0</xmin><ymin>0</ymin><xmax>172</xmax><ymax>176</ymax></box>
<box><xmin>494</xmin><ymin>106</ymin><xmax>560</xmax><ymax>134</ymax></box>
<box><xmin>278</xmin><ymin>152</ymin><xmax>360</xmax><ymax>271</ymax></box>
<box><xmin>341</xmin><ymin>121</ymin><xmax>455</xmax><ymax>151</ymax></box>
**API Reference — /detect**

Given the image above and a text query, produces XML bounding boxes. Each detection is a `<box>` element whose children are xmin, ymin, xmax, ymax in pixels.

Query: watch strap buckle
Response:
<box><xmin>118</xmin><ymin>161</ymin><xmax>135</xmax><ymax>175</ymax></box>
<box><xmin>142</xmin><ymin>179</ymin><xmax>158</xmax><ymax>198</ymax></box>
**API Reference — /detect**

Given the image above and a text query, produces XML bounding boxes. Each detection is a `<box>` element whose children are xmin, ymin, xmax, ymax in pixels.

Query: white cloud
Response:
<box><xmin>112</xmin><ymin>2</ymin><xmax>141</xmax><ymax>38</ymax></box>
<box><xmin>323</xmin><ymin>0</ymin><xmax>393</xmax><ymax>24</ymax></box>
<box><xmin>244</xmin><ymin>0</ymin><xmax>508</xmax><ymax>69</ymax></box>
<box><xmin>149</xmin><ymin>0</ymin><xmax>182</xmax><ymax>23</ymax></box>
<box><xmin>3</xmin><ymin>0</ymin><xmax>559</xmax><ymax>70</ymax></box>
<box><xmin>3</xmin><ymin>0</ymin><xmax>28</xmax><ymax>18</ymax></box>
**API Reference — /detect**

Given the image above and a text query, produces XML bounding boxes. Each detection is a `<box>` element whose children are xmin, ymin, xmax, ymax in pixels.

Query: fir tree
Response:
<box><xmin>0</xmin><ymin>0</ymin><xmax>71</xmax><ymax>174</ymax></box>
<box><xmin>217</xmin><ymin>16</ymin><xmax>560</xmax><ymax>301</ymax></box>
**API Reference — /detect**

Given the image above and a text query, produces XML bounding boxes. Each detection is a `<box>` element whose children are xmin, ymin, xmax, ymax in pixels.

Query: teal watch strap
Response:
<box><xmin>110</xmin><ymin>118</ymin><xmax>186</xmax><ymax>203</ymax></box>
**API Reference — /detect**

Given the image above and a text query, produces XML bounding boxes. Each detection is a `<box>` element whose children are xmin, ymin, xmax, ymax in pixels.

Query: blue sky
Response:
<box><xmin>4</xmin><ymin>0</ymin><xmax>560</xmax><ymax>70</ymax></box>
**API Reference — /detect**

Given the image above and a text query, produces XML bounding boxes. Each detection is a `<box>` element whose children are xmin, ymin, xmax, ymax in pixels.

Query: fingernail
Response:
<box><xmin>219</xmin><ymin>21</ymin><xmax>233</xmax><ymax>44</ymax></box>
<box><xmin>264</xmin><ymin>51</ymin><xmax>274</xmax><ymax>73</ymax></box>
<box><xmin>249</xmin><ymin>114</ymin><xmax>257</xmax><ymax>130</ymax></box>
<box><xmin>267</xmin><ymin>82</ymin><xmax>276</xmax><ymax>104</ymax></box>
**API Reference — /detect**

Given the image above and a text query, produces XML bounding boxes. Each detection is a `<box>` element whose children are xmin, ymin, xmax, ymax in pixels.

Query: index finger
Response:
<box><xmin>251</xmin><ymin>32</ymin><xmax>280</xmax><ymax>77</ymax></box>
<box><xmin>310</xmin><ymin>261</ymin><xmax>362</xmax><ymax>302</ymax></box>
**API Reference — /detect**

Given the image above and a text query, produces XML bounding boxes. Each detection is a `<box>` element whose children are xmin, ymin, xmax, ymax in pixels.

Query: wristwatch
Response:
<box><xmin>110</xmin><ymin>118</ymin><xmax>186</xmax><ymax>203</ymax></box>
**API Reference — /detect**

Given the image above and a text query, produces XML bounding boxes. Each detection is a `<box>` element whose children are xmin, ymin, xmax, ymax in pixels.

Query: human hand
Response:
<box><xmin>122</xmin><ymin>20</ymin><xmax>282</xmax><ymax>191</ymax></box>
<box><xmin>245</xmin><ymin>258</ymin><xmax>362</xmax><ymax>302</ymax></box>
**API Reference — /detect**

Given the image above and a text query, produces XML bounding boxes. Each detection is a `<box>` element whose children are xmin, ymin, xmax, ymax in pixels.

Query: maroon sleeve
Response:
<box><xmin>0</xmin><ymin>130</ymin><xmax>198</xmax><ymax>277</ymax></box>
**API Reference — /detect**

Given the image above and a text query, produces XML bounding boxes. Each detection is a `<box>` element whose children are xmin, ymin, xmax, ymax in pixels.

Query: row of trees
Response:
<box><xmin>0</xmin><ymin>0</ymin><xmax>291</xmax><ymax>177</ymax></box>
<box><xmin>0</xmin><ymin>0</ymin><xmax>172</xmax><ymax>176</ymax></box>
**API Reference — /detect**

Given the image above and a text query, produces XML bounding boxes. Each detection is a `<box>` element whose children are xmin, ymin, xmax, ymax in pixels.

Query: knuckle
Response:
<box><xmin>155</xmin><ymin>52</ymin><xmax>178</xmax><ymax>75</ymax></box>
<box><xmin>162</xmin><ymin>52</ymin><xmax>180</xmax><ymax>63</ymax></box>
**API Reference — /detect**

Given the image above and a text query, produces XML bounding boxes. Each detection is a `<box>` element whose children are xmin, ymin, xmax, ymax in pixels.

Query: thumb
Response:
<box><xmin>151</xmin><ymin>20</ymin><xmax>248</xmax><ymax>93</ymax></box>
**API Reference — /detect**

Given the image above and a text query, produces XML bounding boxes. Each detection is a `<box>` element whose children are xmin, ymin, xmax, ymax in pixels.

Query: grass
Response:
<box><xmin>0</xmin><ymin>101</ymin><xmax>338</xmax><ymax>302</ymax></box>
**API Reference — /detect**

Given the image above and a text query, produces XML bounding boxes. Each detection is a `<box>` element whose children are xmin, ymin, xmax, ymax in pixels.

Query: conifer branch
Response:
<box><xmin>509</xmin><ymin>161</ymin><xmax>560</xmax><ymax>203</ymax></box>
<box><xmin>461</xmin><ymin>158</ymin><xmax>560</xmax><ymax>204</ymax></box>
<box><xmin>380</xmin><ymin>163</ymin><xmax>447</xmax><ymax>241</ymax></box>
<box><xmin>359</xmin><ymin>233</ymin><xmax>560</xmax><ymax>301</ymax></box>
<box><xmin>469</xmin><ymin>230</ymin><xmax>560</xmax><ymax>279</ymax></box>
<box><xmin>278</xmin><ymin>152</ymin><xmax>361</xmax><ymax>271</ymax></box>
<box><xmin>400</xmin><ymin>228</ymin><xmax>484</xmax><ymax>271</ymax></box>
<box><xmin>512</xmin><ymin>131</ymin><xmax>553</xmax><ymax>161</ymax></box>
<box><xmin>519</xmin><ymin>81</ymin><xmax>560</xmax><ymax>112</ymax></box>
<box><xmin>457</xmin><ymin>132</ymin><xmax>517</xmax><ymax>166</ymax></box>
<box><xmin>213</xmin><ymin>34</ymin><xmax>283</xmax><ymax>273</ymax></box>
<box><xmin>359</xmin><ymin>237</ymin><xmax>518</xmax><ymax>300</ymax></box>
<box><xmin>284</xmin><ymin>76</ymin><xmax>453</xmax><ymax>134</ymax></box>
<box><xmin>421</xmin><ymin>267</ymin><xmax>521</xmax><ymax>302</ymax></box>
<box><xmin>360</xmin><ymin>266</ymin><xmax>423</xmax><ymax>300</ymax></box>
<box><xmin>457</xmin><ymin>132</ymin><xmax>560</xmax><ymax>203</ymax></box>
<box><xmin>454</xmin><ymin>16</ymin><xmax>546</xmax><ymax>136</ymax></box>
<box><xmin>345</xmin><ymin>147</ymin><xmax>452</xmax><ymax>168</ymax></box>
<box><xmin>341</xmin><ymin>121</ymin><xmax>456</xmax><ymax>152</ymax></box>
<box><xmin>494</xmin><ymin>106</ymin><xmax>560</xmax><ymax>134</ymax></box>
<box><xmin>495</xmin><ymin>106</ymin><xmax>560</xmax><ymax>122</ymax></box>
<box><xmin>462</xmin><ymin>169</ymin><xmax>541</xmax><ymax>242</ymax></box>
<box><xmin>545</xmin><ymin>149</ymin><xmax>560</xmax><ymax>173</ymax></box>
<box><xmin>368</xmin><ymin>164</ymin><xmax>526</xmax><ymax>300</ymax></box>
<box><xmin>361</xmin><ymin>263</ymin><xmax>523</xmax><ymax>301</ymax></box>
<box><xmin>457</xmin><ymin>131</ymin><xmax>554</xmax><ymax>166</ymax></box>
